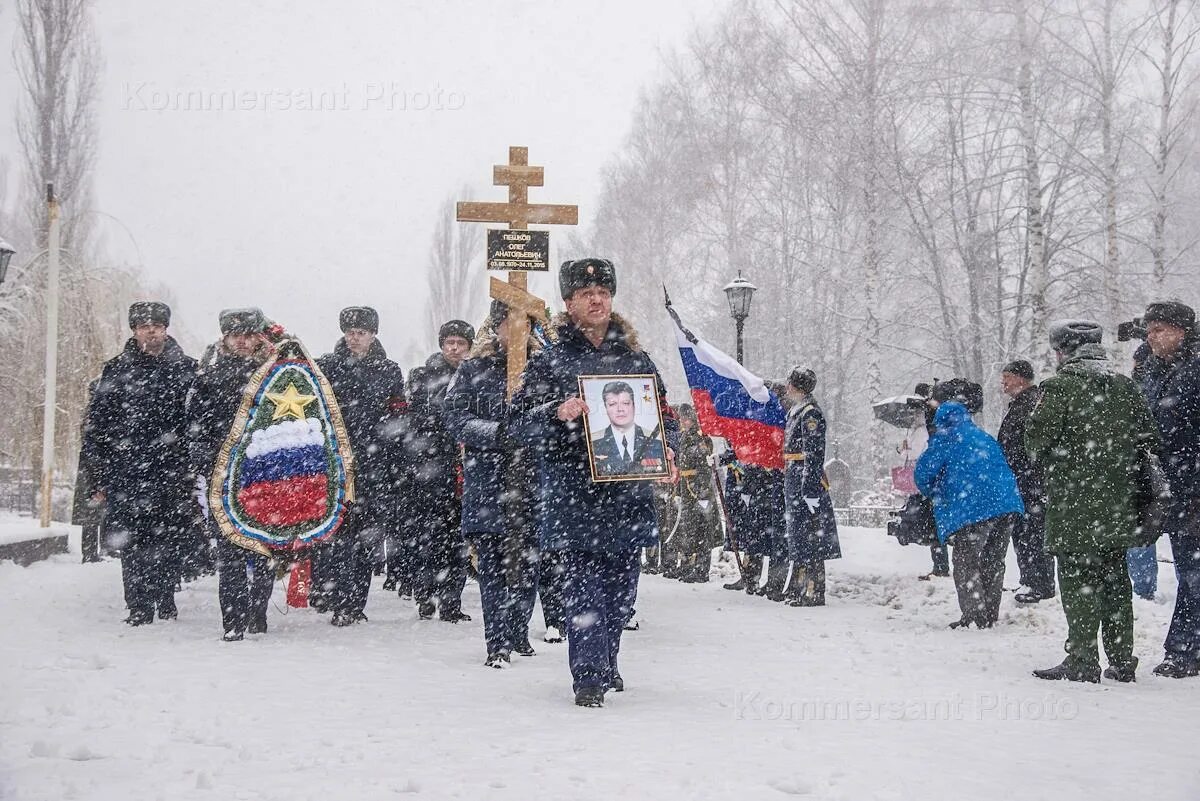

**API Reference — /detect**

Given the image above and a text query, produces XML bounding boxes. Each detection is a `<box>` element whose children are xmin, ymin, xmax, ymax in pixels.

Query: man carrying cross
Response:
<box><xmin>510</xmin><ymin>258</ymin><xmax>678</xmax><ymax>707</ymax></box>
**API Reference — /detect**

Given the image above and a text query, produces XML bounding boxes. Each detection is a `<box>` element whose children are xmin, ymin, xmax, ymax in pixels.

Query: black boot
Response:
<box><xmin>763</xmin><ymin>558</ymin><xmax>788</xmax><ymax>601</ymax></box>
<box><xmin>1152</xmin><ymin>654</ymin><xmax>1200</xmax><ymax>679</ymax></box>
<box><xmin>1033</xmin><ymin>659</ymin><xmax>1100</xmax><ymax>683</ymax></box>
<box><xmin>1103</xmin><ymin>660</ymin><xmax>1138</xmax><ymax>683</ymax></box>
<box><xmin>723</xmin><ymin>576</ymin><xmax>747</xmax><ymax>591</ymax></box>
<box><xmin>484</xmin><ymin>652</ymin><xmax>511</xmax><ymax>669</ymax></box>
<box><xmin>743</xmin><ymin>556</ymin><xmax>764</xmax><ymax>595</ymax></box>
<box><xmin>124</xmin><ymin>609</ymin><xmax>154</xmax><ymax>627</ymax></box>
<box><xmin>808</xmin><ymin>561</ymin><xmax>826</xmax><ymax>606</ymax></box>
<box><xmin>574</xmin><ymin>687</ymin><xmax>605</xmax><ymax>707</ymax></box>
<box><xmin>417</xmin><ymin>600</ymin><xmax>436</xmax><ymax>620</ymax></box>
<box><xmin>157</xmin><ymin>597</ymin><xmax>178</xmax><ymax>621</ymax></box>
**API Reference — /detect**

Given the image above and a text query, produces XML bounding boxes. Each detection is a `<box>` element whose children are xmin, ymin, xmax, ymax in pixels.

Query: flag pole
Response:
<box><xmin>665</xmin><ymin>283</ymin><xmax>745</xmax><ymax>573</ymax></box>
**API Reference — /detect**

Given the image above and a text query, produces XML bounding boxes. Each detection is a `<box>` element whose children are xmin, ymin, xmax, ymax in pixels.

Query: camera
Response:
<box><xmin>886</xmin><ymin>493</ymin><xmax>938</xmax><ymax>547</ymax></box>
<box><xmin>1118</xmin><ymin>317</ymin><xmax>1146</xmax><ymax>342</ymax></box>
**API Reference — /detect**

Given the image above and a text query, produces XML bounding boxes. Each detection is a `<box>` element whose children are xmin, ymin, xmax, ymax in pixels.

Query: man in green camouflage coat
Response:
<box><xmin>1026</xmin><ymin>320</ymin><xmax>1159</xmax><ymax>683</ymax></box>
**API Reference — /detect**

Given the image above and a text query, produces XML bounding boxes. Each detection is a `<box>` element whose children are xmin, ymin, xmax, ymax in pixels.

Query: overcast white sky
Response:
<box><xmin>0</xmin><ymin>1</ymin><xmax>721</xmax><ymax>363</ymax></box>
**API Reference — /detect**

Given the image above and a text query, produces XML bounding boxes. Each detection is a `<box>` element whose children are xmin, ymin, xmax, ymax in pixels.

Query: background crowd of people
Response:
<box><xmin>75</xmin><ymin>267</ymin><xmax>1199</xmax><ymax>703</ymax></box>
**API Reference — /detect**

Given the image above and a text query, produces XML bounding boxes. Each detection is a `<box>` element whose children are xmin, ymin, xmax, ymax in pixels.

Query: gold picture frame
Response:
<box><xmin>578</xmin><ymin>374</ymin><xmax>670</xmax><ymax>483</ymax></box>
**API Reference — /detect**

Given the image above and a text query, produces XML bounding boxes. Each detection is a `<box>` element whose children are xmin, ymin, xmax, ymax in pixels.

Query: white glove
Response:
<box><xmin>195</xmin><ymin>475</ymin><xmax>210</xmax><ymax>521</ymax></box>
<box><xmin>804</xmin><ymin>497</ymin><xmax>820</xmax><ymax>514</ymax></box>
<box><xmin>698</xmin><ymin>500</ymin><xmax>711</xmax><ymax>511</ymax></box>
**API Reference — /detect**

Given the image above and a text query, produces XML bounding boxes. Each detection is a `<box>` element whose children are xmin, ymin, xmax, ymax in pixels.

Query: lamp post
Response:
<box><xmin>40</xmin><ymin>185</ymin><xmax>61</xmax><ymax>528</ymax></box>
<box><xmin>0</xmin><ymin>238</ymin><xmax>14</xmax><ymax>285</ymax></box>
<box><xmin>723</xmin><ymin>271</ymin><xmax>757</xmax><ymax>366</ymax></box>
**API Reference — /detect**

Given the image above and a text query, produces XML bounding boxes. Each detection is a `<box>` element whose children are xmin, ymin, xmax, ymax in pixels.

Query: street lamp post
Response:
<box><xmin>40</xmin><ymin>184</ymin><xmax>61</xmax><ymax>528</ymax></box>
<box><xmin>723</xmin><ymin>271</ymin><xmax>757</xmax><ymax>366</ymax></box>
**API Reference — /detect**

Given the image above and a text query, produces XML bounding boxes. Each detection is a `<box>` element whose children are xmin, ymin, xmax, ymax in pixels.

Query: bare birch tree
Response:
<box><xmin>425</xmin><ymin>190</ymin><xmax>486</xmax><ymax>345</ymax></box>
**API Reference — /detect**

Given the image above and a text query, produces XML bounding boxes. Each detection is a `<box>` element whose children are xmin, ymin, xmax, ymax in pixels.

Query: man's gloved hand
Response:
<box><xmin>195</xmin><ymin>475</ymin><xmax>210</xmax><ymax>520</ymax></box>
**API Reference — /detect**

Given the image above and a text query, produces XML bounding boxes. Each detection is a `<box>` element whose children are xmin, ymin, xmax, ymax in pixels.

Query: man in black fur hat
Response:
<box><xmin>405</xmin><ymin>319</ymin><xmax>476</xmax><ymax>621</ymax></box>
<box><xmin>511</xmin><ymin>258</ymin><xmax>679</xmax><ymax>707</ymax></box>
<box><xmin>314</xmin><ymin>306</ymin><xmax>408</xmax><ymax>626</ymax></box>
<box><xmin>83</xmin><ymin>302</ymin><xmax>198</xmax><ymax>625</ymax></box>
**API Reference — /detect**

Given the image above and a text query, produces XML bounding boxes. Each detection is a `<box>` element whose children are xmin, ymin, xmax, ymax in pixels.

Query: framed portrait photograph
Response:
<box><xmin>578</xmin><ymin>374</ymin><xmax>670</xmax><ymax>483</ymax></box>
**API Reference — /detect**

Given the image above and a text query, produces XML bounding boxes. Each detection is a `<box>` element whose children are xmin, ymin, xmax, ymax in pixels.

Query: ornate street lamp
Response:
<box><xmin>723</xmin><ymin>271</ymin><xmax>757</xmax><ymax>366</ymax></box>
<box><xmin>0</xmin><ymin>238</ymin><xmax>14</xmax><ymax>285</ymax></box>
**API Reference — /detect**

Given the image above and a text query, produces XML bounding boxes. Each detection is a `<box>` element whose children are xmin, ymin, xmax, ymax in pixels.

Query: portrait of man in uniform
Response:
<box><xmin>579</xmin><ymin>376</ymin><xmax>669</xmax><ymax>481</ymax></box>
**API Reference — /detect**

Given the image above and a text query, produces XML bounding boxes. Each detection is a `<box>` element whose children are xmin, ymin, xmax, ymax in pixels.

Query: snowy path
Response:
<box><xmin>2</xmin><ymin>526</ymin><xmax>1197</xmax><ymax>801</ymax></box>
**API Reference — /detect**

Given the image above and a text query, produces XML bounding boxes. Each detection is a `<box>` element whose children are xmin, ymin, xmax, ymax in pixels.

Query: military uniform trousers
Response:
<box><xmin>1165</xmin><ymin>500</ymin><xmax>1200</xmax><ymax>659</ymax></box>
<box><xmin>1057</xmin><ymin>549</ymin><xmax>1136</xmax><ymax>670</ymax></box>
<box><xmin>539</xmin><ymin>549</ymin><xmax>567</xmax><ymax>630</ymax></box>
<box><xmin>469</xmin><ymin>531</ymin><xmax>538</xmax><ymax>656</ymax></box>
<box><xmin>107</xmin><ymin>506</ymin><xmax>189</xmax><ymax>619</ymax></box>
<box><xmin>562</xmin><ymin>548</ymin><xmax>640</xmax><ymax>692</ymax></box>
<box><xmin>216</xmin><ymin>537</ymin><xmax>275</xmax><ymax>635</ymax></box>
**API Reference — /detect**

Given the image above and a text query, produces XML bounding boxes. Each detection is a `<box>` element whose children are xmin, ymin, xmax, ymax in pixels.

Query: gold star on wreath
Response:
<box><xmin>265</xmin><ymin>383</ymin><xmax>317</xmax><ymax>421</ymax></box>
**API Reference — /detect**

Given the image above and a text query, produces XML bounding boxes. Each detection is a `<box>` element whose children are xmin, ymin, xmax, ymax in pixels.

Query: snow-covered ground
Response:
<box><xmin>0</xmin><ymin>513</ymin><xmax>71</xmax><ymax>548</ymax></box>
<box><xmin>2</xmin><ymin>524</ymin><xmax>1197</xmax><ymax>801</ymax></box>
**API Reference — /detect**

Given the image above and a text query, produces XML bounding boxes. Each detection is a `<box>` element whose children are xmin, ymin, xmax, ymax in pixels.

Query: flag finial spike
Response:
<box><xmin>663</xmin><ymin>284</ymin><xmax>672</xmax><ymax>308</ymax></box>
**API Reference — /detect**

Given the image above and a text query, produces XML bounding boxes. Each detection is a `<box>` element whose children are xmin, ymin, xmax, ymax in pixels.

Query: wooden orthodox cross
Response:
<box><xmin>456</xmin><ymin>146</ymin><xmax>578</xmax><ymax>397</ymax></box>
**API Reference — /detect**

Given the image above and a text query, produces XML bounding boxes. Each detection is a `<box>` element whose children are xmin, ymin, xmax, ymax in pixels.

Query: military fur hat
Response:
<box><xmin>1144</xmin><ymin>300</ymin><xmax>1196</xmax><ymax>334</ymax></box>
<box><xmin>787</xmin><ymin>366</ymin><xmax>817</xmax><ymax>394</ymax></box>
<box><xmin>559</xmin><ymin>258</ymin><xmax>617</xmax><ymax>300</ymax></box>
<box><xmin>488</xmin><ymin>299</ymin><xmax>510</xmax><ymax>327</ymax></box>
<box><xmin>438</xmin><ymin>319</ymin><xmax>475</xmax><ymax>347</ymax></box>
<box><xmin>128</xmin><ymin>301</ymin><xmax>170</xmax><ymax>329</ymax></box>
<box><xmin>219</xmin><ymin>307</ymin><xmax>268</xmax><ymax>335</ymax></box>
<box><xmin>339</xmin><ymin>306</ymin><xmax>379</xmax><ymax>334</ymax></box>
<box><xmin>1048</xmin><ymin>319</ymin><xmax>1103</xmax><ymax>353</ymax></box>
<box><xmin>1001</xmin><ymin>359</ymin><xmax>1035</xmax><ymax>381</ymax></box>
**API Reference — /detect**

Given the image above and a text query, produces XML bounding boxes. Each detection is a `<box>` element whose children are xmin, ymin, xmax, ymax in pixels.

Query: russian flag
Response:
<box><xmin>236</xmin><ymin>418</ymin><xmax>330</xmax><ymax>527</ymax></box>
<box><xmin>666</xmin><ymin>297</ymin><xmax>786</xmax><ymax>470</ymax></box>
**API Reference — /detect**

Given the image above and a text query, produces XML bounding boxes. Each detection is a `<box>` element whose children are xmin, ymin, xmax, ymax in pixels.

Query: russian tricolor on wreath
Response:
<box><xmin>208</xmin><ymin>338</ymin><xmax>356</xmax><ymax>560</ymax></box>
<box><xmin>665</xmin><ymin>291</ymin><xmax>787</xmax><ymax>470</ymax></box>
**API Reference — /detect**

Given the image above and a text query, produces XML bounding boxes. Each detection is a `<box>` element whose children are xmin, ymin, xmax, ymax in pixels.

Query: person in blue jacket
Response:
<box><xmin>443</xmin><ymin>300</ymin><xmax>540</xmax><ymax>668</ymax></box>
<box><xmin>915</xmin><ymin>401</ymin><xmax>1024</xmax><ymax>629</ymax></box>
<box><xmin>510</xmin><ymin>258</ymin><xmax>679</xmax><ymax>707</ymax></box>
<box><xmin>782</xmin><ymin>367</ymin><xmax>841</xmax><ymax>607</ymax></box>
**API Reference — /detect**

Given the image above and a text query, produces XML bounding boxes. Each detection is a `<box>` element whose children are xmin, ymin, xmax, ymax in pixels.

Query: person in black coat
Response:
<box><xmin>720</xmin><ymin>454</ymin><xmax>764</xmax><ymax>592</ymax></box>
<box><xmin>315</xmin><ymin>306</ymin><xmax>408</xmax><ymax>627</ymax></box>
<box><xmin>405</xmin><ymin>319</ymin><xmax>475</xmax><ymax>622</ymax></box>
<box><xmin>82</xmin><ymin>302</ymin><xmax>197</xmax><ymax>625</ymax></box>
<box><xmin>782</xmin><ymin>368</ymin><xmax>842</xmax><ymax>607</ymax></box>
<box><xmin>186</xmin><ymin>308</ymin><xmax>276</xmax><ymax>641</ymax></box>
<box><xmin>744</xmin><ymin>465</ymin><xmax>788</xmax><ymax>599</ymax></box>
<box><xmin>443</xmin><ymin>300</ymin><xmax>542</xmax><ymax>666</ymax></box>
<box><xmin>1137</xmin><ymin>301</ymin><xmax>1200</xmax><ymax>678</ymax></box>
<box><xmin>510</xmin><ymin>258</ymin><xmax>679</xmax><ymax>707</ymax></box>
<box><xmin>997</xmin><ymin>360</ymin><xmax>1055</xmax><ymax>603</ymax></box>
